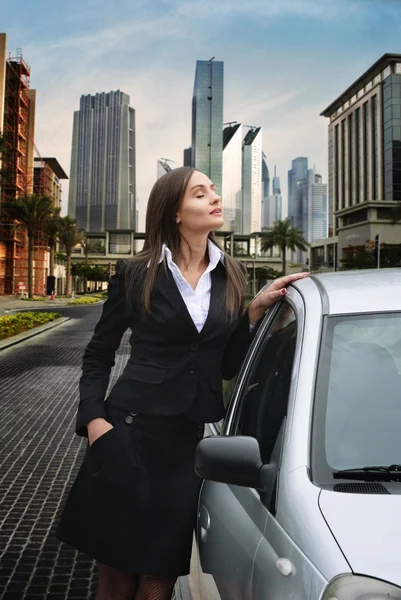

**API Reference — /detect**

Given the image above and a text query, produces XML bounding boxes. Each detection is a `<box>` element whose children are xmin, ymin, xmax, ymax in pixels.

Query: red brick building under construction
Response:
<box><xmin>0</xmin><ymin>33</ymin><xmax>67</xmax><ymax>296</ymax></box>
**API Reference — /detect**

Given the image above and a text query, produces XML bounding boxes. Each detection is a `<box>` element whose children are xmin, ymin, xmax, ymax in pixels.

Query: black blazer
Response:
<box><xmin>76</xmin><ymin>260</ymin><xmax>257</xmax><ymax>436</ymax></box>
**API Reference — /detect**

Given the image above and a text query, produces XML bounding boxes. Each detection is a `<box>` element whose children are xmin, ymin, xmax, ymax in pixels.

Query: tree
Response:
<box><xmin>87</xmin><ymin>265</ymin><xmax>108</xmax><ymax>290</ymax></box>
<box><xmin>58</xmin><ymin>216</ymin><xmax>81</xmax><ymax>296</ymax></box>
<box><xmin>44</xmin><ymin>210</ymin><xmax>61</xmax><ymax>278</ymax></box>
<box><xmin>79</xmin><ymin>231</ymin><xmax>106</xmax><ymax>292</ymax></box>
<box><xmin>260</xmin><ymin>219</ymin><xmax>309</xmax><ymax>274</ymax></box>
<box><xmin>1</xmin><ymin>194</ymin><xmax>54</xmax><ymax>298</ymax></box>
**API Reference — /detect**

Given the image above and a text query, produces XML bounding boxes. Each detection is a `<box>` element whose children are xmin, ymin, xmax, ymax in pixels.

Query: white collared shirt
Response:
<box><xmin>163</xmin><ymin>239</ymin><xmax>225</xmax><ymax>333</ymax></box>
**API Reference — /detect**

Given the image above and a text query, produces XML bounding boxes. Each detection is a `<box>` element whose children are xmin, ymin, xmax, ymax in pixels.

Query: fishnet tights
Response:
<box><xmin>95</xmin><ymin>563</ymin><xmax>177</xmax><ymax>600</ymax></box>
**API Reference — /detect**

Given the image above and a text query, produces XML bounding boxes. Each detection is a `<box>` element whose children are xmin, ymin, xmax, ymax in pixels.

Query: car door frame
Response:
<box><xmin>196</xmin><ymin>293</ymin><xmax>304</xmax><ymax>600</ymax></box>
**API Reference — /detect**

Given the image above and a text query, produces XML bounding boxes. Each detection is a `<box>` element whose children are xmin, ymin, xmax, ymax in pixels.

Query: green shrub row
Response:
<box><xmin>0</xmin><ymin>312</ymin><xmax>61</xmax><ymax>341</ymax></box>
<box><xmin>20</xmin><ymin>296</ymin><xmax>46</xmax><ymax>301</ymax></box>
<box><xmin>68</xmin><ymin>297</ymin><xmax>101</xmax><ymax>305</ymax></box>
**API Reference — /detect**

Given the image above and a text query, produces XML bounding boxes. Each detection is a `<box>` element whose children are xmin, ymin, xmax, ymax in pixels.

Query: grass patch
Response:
<box><xmin>68</xmin><ymin>296</ymin><xmax>101</xmax><ymax>305</ymax></box>
<box><xmin>20</xmin><ymin>296</ymin><xmax>46</xmax><ymax>301</ymax></box>
<box><xmin>0</xmin><ymin>312</ymin><xmax>61</xmax><ymax>341</ymax></box>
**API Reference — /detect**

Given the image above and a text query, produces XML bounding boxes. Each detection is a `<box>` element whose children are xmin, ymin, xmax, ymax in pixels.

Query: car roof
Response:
<box><xmin>293</xmin><ymin>268</ymin><xmax>401</xmax><ymax>315</ymax></box>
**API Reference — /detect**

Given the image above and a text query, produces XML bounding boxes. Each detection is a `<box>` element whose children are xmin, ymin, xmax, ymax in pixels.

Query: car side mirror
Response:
<box><xmin>195</xmin><ymin>435</ymin><xmax>276</xmax><ymax>491</ymax></box>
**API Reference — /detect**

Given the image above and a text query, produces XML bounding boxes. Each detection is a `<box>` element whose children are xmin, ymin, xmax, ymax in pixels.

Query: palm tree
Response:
<box><xmin>44</xmin><ymin>210</ymin><xmax>61</xmax><ymax>278</ymax></box>
<box><xmin>1</xmin><ymin>194</ymin><xmax>54</xmax><ymax>298</ymax></box>
<box><xmin>261</xmin><ymin>219</ymin><xmax>309</xmax><ymax>275</ymax></box>
<box><xmin>79</xmin><ymin>231</ymin><xmax>106</xmax><ymax>292</ymax></box>
<box><xmin>58</xmin><ymin>216</ymin><xmax>81</xmax><ymax>296</ymax></box>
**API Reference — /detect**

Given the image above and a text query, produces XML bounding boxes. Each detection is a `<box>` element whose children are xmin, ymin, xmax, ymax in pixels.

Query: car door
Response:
<box><xmin>197</xmin><ymin>302</ymin><xmax>299</xmax><ymax>600</ymax></box>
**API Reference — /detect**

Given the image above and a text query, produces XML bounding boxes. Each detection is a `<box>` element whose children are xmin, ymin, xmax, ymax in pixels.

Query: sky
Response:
<box><xmin>2</xmin><ymin>0</ymin><xmax>401</xmax><ymax>229</ymax></box>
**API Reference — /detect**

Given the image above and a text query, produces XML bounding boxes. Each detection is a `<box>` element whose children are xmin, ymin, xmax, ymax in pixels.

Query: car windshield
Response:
<box><xmin>312</xmin><ymin>312</ymin><xmax>401</xmax><ymax>483</ymax></box>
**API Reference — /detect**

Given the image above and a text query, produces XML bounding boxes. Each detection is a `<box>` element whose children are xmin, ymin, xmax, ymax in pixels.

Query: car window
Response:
<box><xmin>233</xmin><ymin>303</ymin><xmax>297</xmax><ymax>465</ymax></box>
<box><xmin>312</xmin><ymin>312</ymin><xmax>401</xmax><ymax>481</ymax></box>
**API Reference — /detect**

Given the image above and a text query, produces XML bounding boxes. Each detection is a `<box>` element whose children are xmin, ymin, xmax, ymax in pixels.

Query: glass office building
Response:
<box><xmin>191</xmin><ymin>59</ymin><xmax>224</xmax><ymax>195</ymax></box>
<box><xmin>288</xmin><ymin>157</ymin><xmax>308</xmax><ymax>230</ymax></box>
<box><xmin>68</xmin><ymin>90</ymin><xmax>136</xmax><ymax>233</ymax></box>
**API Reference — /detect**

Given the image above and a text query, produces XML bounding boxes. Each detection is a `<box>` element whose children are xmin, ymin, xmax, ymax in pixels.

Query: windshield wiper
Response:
<box><xmin>333</xmin><ymin>464</ymin><xmax>401</xmax><ymax>481</ymax></box>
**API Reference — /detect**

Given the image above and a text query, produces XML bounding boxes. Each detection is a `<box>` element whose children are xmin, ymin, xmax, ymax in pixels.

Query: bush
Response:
<box><xmin>68</xmin><ymin>297</ymin><xmax>101</xmax><ymax>305</ymax></box>
<box><xmin>20</xmin><ymin>296</ymin><xmax>46</xmax><ymax>301</ymax></box>
<box><xmin>0</xmin><ymin>312</ymin><xmax>61</xmax><ymax>341</ymax></box>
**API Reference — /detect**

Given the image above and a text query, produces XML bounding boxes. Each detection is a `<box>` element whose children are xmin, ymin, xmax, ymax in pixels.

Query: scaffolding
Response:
<box><xmin>2</xmin><ymin>49</ymin><xmax>31</xmax><ymax>199</ymax></box>
<box><xmin>0</xmin><ymin>49</ymin><xmax>49</xmax><ymax>296</ymax></box>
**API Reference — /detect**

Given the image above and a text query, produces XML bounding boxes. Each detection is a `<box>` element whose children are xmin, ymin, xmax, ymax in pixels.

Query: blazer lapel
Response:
<box><xmin>155</xmin><ymin>263</ymin><xmax>199</xmax><ymax>333</ymax></box>
<box><xmin>199</xmin><ymin>263</ymin><xmax>227</xmax><ymax>338</ymax></box>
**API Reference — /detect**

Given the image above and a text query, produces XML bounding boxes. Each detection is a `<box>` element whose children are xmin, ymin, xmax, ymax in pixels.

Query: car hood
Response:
<box><xmin>319</xmin><ymin>489</ymin><xmax>401</xmax><ymax>587</ymax></box>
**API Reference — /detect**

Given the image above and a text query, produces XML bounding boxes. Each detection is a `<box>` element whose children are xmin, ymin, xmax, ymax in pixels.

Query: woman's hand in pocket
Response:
<box><xmin>87</xmin><ymin>418</ymin><xmax>114</xmax><ymax>446</ymax></box>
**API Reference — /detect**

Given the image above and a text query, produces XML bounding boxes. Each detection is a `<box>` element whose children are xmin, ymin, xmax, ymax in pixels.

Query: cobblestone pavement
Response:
<box><xmin>0</xmin><ymin>305</ymin><xmax>132</xmax><ymax>600</ymax></box>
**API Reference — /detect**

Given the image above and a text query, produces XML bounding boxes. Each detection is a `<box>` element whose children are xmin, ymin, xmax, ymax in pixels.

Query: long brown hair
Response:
<box><xmin>124</xmin><ymin>166</ymin><xmax>246</xmax><ymax>319</ymax></box>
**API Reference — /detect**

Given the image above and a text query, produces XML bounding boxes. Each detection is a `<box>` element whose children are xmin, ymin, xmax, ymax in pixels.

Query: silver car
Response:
<box><xmin>194</xmin><ymin>269</ymin><xmax>401</xmax><ymax>600</ymax></box>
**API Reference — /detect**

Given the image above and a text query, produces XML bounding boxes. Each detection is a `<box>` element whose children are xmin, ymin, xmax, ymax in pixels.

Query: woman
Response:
<box><xmin>56</xmin><ymin>167</ymin><xmax>308</xmax><ymax>600</ymax></box>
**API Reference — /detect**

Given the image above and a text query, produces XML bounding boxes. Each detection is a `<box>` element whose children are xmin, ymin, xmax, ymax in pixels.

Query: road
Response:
<box><xmin>0</xmin><ymin>304</ymin><xmax>196</xmax><ymax>600</ymax></box>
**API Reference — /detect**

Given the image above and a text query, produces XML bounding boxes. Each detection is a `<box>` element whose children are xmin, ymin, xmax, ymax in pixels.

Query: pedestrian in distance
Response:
<box><xmin>55</xmin><ymin>166</ymin><xmax>309</xmax><ymax>600</ymax></box>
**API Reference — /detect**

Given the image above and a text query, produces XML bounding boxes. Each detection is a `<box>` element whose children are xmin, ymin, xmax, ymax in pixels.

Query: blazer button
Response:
<box><xmin>191</xmin><ymin>343</ymin><xmax>199</xmax><ymax>351</ymax></box>
<box><xmin>189</xmin><ymin>366</ymin><xmax>196</xmax><ymax>375</ymax></box>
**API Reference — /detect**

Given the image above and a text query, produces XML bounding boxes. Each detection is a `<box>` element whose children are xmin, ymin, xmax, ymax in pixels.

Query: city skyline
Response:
<box><xmin>3</xmin><ymin>0</ymin><xmax>401</xmax><ymax>231</ymax></box>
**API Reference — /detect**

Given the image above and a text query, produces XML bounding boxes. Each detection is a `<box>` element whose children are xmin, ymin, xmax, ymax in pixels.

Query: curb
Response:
<box><xmin>0</xmin><ymin>316</ymin><xmax>71</xmax><ymax>351</ymax></box>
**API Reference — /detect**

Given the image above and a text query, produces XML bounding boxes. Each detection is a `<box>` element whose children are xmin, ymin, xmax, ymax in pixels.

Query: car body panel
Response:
<box><xmin>276</xmin><ymin>467</ymin><xmax>350</xmax><ymax>581</ymax></box>
<box><xmin>304</xmin><ymin>269</ymin><xmax>401</xmax><ymax>315</ymax></box>
<box><xmin>319</xmin><ymin>490</ymin><xmax>401</xmax><ymax>587</ymax></box>
<box><xmin>253</xmin><ymin>506</ymin><xmax>328</xmax><ymax>600</ymax></box>
<box><xmin>197</xmin><ymin>480</ymin><xmax>266</xmax><ymax>600</ymax></box>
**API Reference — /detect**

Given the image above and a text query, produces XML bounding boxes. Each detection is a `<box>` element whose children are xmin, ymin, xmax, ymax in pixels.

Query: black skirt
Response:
<box><xmin>55</xmin><ymin>404</ymin><xmax>204</xmax><ymax>576</ymax></box>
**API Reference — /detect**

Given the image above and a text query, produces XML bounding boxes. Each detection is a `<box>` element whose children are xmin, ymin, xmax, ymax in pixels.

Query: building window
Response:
<box><xmin>363</xmin><ymin>102</ymin><xmax>370</xmax><ymax>201</ymax></box>
<box><xmin>341</xmin><ymin>119</ymin><xmax>346</xmax><ymax>208</ymax></box>
<box><xmin>334</xmin><ymin>124</ymin><xmax>339</xmax><ymax>212</ymax></box>
<box><xmin>372</xmin><ymin>95</ymin><xmax>378</xmax><ymax>200</ymax></box>
<box><xmin>355</xmin><ymin>107</ymin><xmax>361</xmax><ymax>203</ymax></box>
<box><xmin>348</xmin><ymin>113</ymin><xmax>353</xmax><ymax>206</ymax></box>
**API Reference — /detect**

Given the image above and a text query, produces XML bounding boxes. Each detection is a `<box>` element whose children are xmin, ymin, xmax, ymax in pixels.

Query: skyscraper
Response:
<box><xmin>191</xmin><ymin>59</ymin><xmax>224</xmax><ymax>194</ymax></box>
<box><xmin>288</xmin><ymin>157</ymin><xmax>308</xmax><ymax>230</ymax></box>
<box><xmin>294</xmin><ymin>168</ymin><xmax>328</xmax><ymax>262</ymax></box>
<box><xmin>242</xmin><ymin>127</ymin><xmax>262</xmax><ymax>234</ymax></box>
<box><xmin>68</xmin><ymin>90</ymin><xmax>136</xmax><ymax>233</ymax></box>
<box><xmin>222</xmin><ymin>123</ymin><xmax>242</xmax><ymax>232</ymax></box>
<box><xmin>262</xmin><ymin>165</ymin><xmax>282</xmax><ymax>228</ymax></box>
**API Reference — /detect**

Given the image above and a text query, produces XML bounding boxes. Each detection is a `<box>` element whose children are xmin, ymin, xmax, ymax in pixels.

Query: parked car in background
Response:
<box><xmin>195</xmin><ymin>269</ymin><xmax>401</xmax><ymax>600</ymax></box>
